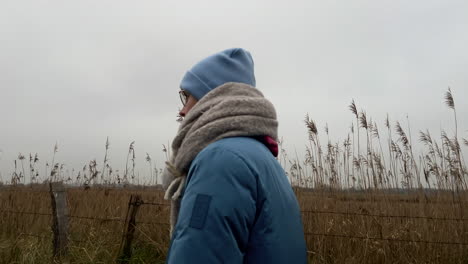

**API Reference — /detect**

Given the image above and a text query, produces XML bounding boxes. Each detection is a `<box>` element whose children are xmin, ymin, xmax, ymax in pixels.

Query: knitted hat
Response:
<box><xmin>180</xmin><ymin>48</ymin><xmax>256</xmax><ymax>100</ymax></box>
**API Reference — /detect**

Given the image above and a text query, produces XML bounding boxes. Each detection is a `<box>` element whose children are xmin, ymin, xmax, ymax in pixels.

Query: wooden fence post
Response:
<box><xmin>118</xmin><ymin>194</ymin><xmax>142</xmax><ymax>263</ymax></box>
<box><xmin>49</xmin><ymin>182</ymin><xmax>69</xmax><ymax>260</ymax></box>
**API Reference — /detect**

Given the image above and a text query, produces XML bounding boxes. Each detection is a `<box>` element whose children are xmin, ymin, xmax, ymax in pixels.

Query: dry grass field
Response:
<box><xmin>1</xmin><ymin>88</ymin><xmax>467</xmax><ymax>263</ymax></box>
<box><xmin>0</xmin><ymin>185</ymin><xmax>170</xmax><ymax>264</ymax></box>
<box><xmin>1</xmin><ymin>185</ymin><xmax>467</xmax><ymax>264</ymax></box>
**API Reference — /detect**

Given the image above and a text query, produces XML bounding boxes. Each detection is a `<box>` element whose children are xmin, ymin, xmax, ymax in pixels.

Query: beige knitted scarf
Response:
<box><xmin>162</xmin><ymin>82</ymin><xmax>278</xmax><ymax>235</ymax></box>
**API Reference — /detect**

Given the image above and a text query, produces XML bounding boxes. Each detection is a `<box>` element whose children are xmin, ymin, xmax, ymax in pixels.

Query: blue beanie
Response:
<box><xmin>180</xmin><ymin>48</ymin><xmax>256</xmax><ymax>100</ymax></box>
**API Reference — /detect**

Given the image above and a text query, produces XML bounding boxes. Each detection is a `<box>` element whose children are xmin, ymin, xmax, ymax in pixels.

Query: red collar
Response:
<box><xmin>255</xmin><ymin>136</ymin><xmax>279</xmax><ymax>157</ymax></box>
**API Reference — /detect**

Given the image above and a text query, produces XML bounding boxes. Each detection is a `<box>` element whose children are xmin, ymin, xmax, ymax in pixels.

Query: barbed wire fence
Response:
<box><xmin>3</xmin><ymin>207</ymin><xmax>468</xmax><ymax>224</ymax></box>
<box><xmin>0</xmin><ymin>184</ymin><xmax>173</xmax><ymax>263</ymax></box>
<box><xmin>1</xmin><ymin>186</ymin><xmax>468</xmax><ymax>262</ymax></box>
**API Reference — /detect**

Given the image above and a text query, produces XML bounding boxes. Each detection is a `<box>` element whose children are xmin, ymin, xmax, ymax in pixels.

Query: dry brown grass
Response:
<box><xmin>1</xmin><ymin>88</ymin><xmax>467</xmax><ymax>263</ymax></box>
<box><xmin>1</xmin><ymin>185</ymin><xmax>467</xmax><ymax>263</ymax></box>
<box><xmin>297</xmin><ymin>188</ymin><xmax>468</xmax><ymax>264</ymax></box>
<box><xmin>0</xmin><ymin>185</ymin><xmax>170</xmax><ymax>263</ymax></box>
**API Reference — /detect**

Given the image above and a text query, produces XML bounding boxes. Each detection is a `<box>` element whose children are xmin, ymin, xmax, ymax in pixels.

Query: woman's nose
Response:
<box><xmin>179</xmin><ymin>107</ymin><xmax>187</xmax><ymax>117</ymax></box>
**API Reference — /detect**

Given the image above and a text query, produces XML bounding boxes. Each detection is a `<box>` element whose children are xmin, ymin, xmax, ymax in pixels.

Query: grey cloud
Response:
<box><xmin>1</xmin><ymin>0</ymin><xmax>467</xmax><ymax>181</ymax></box>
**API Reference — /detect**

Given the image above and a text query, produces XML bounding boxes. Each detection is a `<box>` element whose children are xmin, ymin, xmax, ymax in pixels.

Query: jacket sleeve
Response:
<box><xmin>166</xmin><ymin>147</ymin><xmax>258</xmax><ymax>264</ymax></box>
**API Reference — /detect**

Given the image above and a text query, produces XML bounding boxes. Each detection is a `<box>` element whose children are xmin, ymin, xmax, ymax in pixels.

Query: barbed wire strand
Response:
<box><xmin>4</xmin><ymin>211</ymin><xmax>468</xmax><ymax>248</ymax></box>
<box><xmin>3</xmin><ymin>207</ymin><xmax>467</xmax><ymax>224</ymax></box>
<box><xmin>301</xmin><ymin>209</ymin><xmax>468</xmax><ymax>222</ymax></box>
<box><xmin>12</xmin><ymin>232</ymin><xmax>118</xmax><ymax>246</ymax></box>
<box><xmin>18</xmin><ymin>232</ymin><xmax>50</xmax><ymax>239</ymax></box>
<box><xmin>0</xmin><ymin>209</ymin><xmax>51</xmax><ymax>216</ymax></box>
<box><xmin>0</xmin><ymin>209</ymin><xmax>168</xmax><ymax>226</ymax></box>
<box><xmin>136</xmin><ymin>220</ymin><xmax>170</xmax><ymax>226</ymax></box>
<box><xmin>67</xmin><ymin>214</ymin><xmax>124</xmax><ymax>222</ymax></box>
<box><xmin>305</xmin><ymin>232</ymin><xmax>468</xmax><ymax>246</ymax></box>
<box><xmin>294</xmin><ymin>191</ymin><xmax>468</xmax><ymax>205</ymax></box>
<box><xmin>139</xmin><ymin>201</ymin><xmax>170</xmax><ymax>207</ymax></box>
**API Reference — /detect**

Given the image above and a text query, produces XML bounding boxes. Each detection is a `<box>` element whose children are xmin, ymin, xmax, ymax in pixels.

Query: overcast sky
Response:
<box><xmin>1</xmin><ymin>0</ymin><xmax>467</xmax><ymax>183</ymax></box>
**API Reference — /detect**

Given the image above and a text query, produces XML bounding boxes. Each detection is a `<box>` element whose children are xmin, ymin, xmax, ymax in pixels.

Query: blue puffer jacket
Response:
<box><xmin>166</xmin><ymin>137</ymin><xmax>307</xmax><ymax>263</ymax></box>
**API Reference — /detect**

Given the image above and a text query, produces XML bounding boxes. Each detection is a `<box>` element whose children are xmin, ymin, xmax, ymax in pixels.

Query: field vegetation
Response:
<box><xmin>1</xmin><ymin>88</ymin><xmax>467</xmax><ymax>263</ymax></box>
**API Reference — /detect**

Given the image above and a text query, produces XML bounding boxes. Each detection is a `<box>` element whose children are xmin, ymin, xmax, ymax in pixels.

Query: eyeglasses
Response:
<box><xmin>179</xmin><ymin>90</ymin><xmax>188</xmax><ymax>106</ymax></box>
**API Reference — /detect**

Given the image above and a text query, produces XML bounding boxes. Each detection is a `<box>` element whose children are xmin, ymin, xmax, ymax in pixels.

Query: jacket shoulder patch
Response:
<box><xmin>189</xmin><ymin>194</ymin><xmax>212</xmax><ymax>229</ymax></box>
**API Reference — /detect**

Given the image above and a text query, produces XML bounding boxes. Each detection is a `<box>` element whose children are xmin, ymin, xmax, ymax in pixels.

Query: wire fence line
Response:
<box><xmin>13</xmin><ymin>231</ymin><xmax>468</xmax><ymax>248</ymax></box>
<box><xmin>304</xmin><ymin>232</ymin><xmax>468</xmax><ymax>247</ymax></box>
<box><xmin>9</xmin><ymin>188</ymin><xmax>467</xmax><ymax>205</ymax></box>
<box><xmin>69</xmin><ymin>214</ymin><xmax>170</xmax><ymax>226</ymax></box>
<box><xmin>0</xmin><ymin>189</ymin><xmax>50</xmax><ymax>194</ymax></box>
<box><xmin>17</xmin><ymin>232</ymin><xmax>50</xmax><ymax>240</ymax></box>
<box><xmin>4</xmin><ymin>187</ymin><xmax>467</xmax><ymax>203</ymax></box>
<box><xmin>135</xmin><ymin>198</ymin><xmax>468</xmax><ymax>223</ymax></box>
<box><xmin>68</xmin><ymin>214</ymin><xmax>123</xmax><ymax>222</ymax></box>
<box><xmin>139</xmin><ymin>201</ymin><xmax>170</xmax><ymax>207</ymax></box>
<box><xmin>2</xmin><ymin>206</ymin><xmax>467</xmax><ymax>224</ymax></box>
<box><xmin>294</xmin><ymin>191</ymin><xmax>468</xmax><ymax>205</ymax></box>
<box><xmin>299</xmin><ymin>196</ymin><xmax>468</xmax><ymax>206</ymax></box>
<box><xmin>300</xmin><ymin>209</ymin><xmax>468</xmax><ymax>222</ymax></box>
<box><xmin>0</xmin><ymin>209</ymin><xmax>122</xmax><ymax>222</ymax></box>
<box><xmin>11</xmin><ymin>232</ymin><xmax>119</xmax><ymax>246</ymax></box>
<box><xmin>0</xmin><ymin>209</ymin><xmax>51</xmax><ymax>217</ymax></box>
<box><xmin>136</xmin><ymin>220</ymin><xmax>170</xmax><ymax>226</ymax></box>
<box><xmin>2</xmin><ymin>196</ymin><xmax>468</xmax><ymax>251</ymax></box>
<box><xmin>0</xmin><ymin>209</ymin><xmax>168</xmax><ymax>226</ymax></box>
